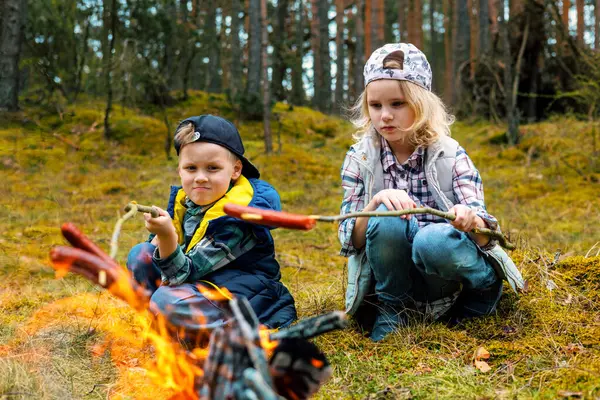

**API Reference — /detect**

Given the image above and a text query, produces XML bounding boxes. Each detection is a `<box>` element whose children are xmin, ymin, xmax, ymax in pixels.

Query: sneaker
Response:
<box><xmin>446</xmin><ymin>278</ymin><xmax>503</xmax><ymax>325</ymax></box>
<box><xmin>369</xmin><ymin>303</ymin><xmax>408</xmax><ymax>342</ymax></box>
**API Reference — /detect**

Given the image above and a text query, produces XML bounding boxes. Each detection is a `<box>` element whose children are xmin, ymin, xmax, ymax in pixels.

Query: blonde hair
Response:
<box><xmin>175</xmin><ymin>122</ymin><xmax>239</xmax><ymax>162</ymax></box>
<box><xmin>349</xmin><ymin>61</ymin><xmax>455</xmax><ymax>147</ymax></box>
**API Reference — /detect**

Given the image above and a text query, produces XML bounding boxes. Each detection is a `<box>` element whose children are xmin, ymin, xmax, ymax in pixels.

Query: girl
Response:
<box><xmin>338</xmin><ymin>43</ymin><xmax>524</xmax><ymax>342</ymax></box>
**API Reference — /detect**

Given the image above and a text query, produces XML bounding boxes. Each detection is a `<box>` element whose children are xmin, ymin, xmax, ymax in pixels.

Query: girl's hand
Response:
<box><xmin>144</xmin><ymin>206</ymin><xmax>176</xmax><ymax>238</ymax></box>
<box><xmin>448</xmin><ymin>204</ymin><xmax>478</xmax><ymax>232</ymax></box>
<box><xmin>370</xmin><ymin>189</ymin><xmax>416</xmax><ymax>219</ymax></box>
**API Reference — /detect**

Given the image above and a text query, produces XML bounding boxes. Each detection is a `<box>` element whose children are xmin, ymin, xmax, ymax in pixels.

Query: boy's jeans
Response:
<box><xmin>365</xmin><ymin>204</ymin><xmax>502</xmax><ymax>319</ymax></box>
<box><xmin>127</xmin><ymin>243</ymin><xmax>229</xmax><ymax>346</ymax></box>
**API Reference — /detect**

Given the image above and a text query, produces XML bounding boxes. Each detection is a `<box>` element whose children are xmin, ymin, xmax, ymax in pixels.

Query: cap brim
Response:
<box><xmin>241</xmin><ymin>157</ymin><xmax>260</xmax><ymax>179</ymax></box>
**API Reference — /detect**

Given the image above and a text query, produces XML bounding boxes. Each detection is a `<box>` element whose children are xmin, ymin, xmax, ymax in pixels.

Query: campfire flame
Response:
<box><xmin>49</xmin><ymin>223</ymin><xmax>342</xmax><ymax>399</ymax></box>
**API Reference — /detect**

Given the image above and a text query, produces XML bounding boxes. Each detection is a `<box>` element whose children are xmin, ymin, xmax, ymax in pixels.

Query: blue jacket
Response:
<box><xmin>165</xmin><ymin>177</ymin><xmax>297</xmax><ymax>329</ymax></box>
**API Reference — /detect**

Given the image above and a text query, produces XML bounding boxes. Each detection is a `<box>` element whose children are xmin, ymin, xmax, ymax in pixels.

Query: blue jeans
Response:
<box><xmin>365</xmin><ymin>204</ymin><xmax>502</xmax><ymax>318</ymax></box>
<box><xmin>127</xmin><ymin>243</ymin><xmax>230</xmax><ymax>347</ymax></box>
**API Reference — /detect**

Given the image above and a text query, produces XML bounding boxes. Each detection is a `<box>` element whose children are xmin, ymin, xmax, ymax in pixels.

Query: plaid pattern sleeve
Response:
<box><xmin>453</xmin><ymin>146</ymin><xmax>499</xmax><ymax>234</ymax></box>
<box><xmin>339</xmin><ymin>149</ymin><xmax>364</xmax><ymax>257</ymax></box>
<box><xmin>154</xmin><ymin>224</ymin><xmax>258</xmax><ymax>286</ymax></box>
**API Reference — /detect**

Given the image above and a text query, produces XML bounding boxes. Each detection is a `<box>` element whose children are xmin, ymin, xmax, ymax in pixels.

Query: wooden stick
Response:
<box><xmin>224</xmin><ymin>204</ymin><xmax>516</xmax><ymax>250</ymax></box>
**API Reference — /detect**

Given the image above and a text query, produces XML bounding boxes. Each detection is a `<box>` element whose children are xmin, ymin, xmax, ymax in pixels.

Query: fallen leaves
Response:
<box><xmin>473</xmin><ymin>346</ymin><xmax>492</xmax><ymax>373</ymax></box>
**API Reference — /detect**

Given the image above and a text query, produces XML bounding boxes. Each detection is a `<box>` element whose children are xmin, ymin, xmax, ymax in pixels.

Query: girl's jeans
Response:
<box><xmin>127</xmin><ymin>242</ymin><xmax>229</xmax><ymax>346</ymax></box>
<box><xmin>366</xmin><ymin>204</ymin><xmax>502</xmax><ymax>318</ymax></box>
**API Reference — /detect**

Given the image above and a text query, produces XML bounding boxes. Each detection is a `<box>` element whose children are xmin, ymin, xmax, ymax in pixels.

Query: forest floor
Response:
<box><xmin>1</xmin><ymin>92</ymin><xmax>599</xmax><ymax>399</ymax></box>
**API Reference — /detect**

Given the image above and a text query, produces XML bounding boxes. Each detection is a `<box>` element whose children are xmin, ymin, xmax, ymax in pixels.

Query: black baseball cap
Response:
<box><xmin>174</xmin><ymin>115</ymin><xmax>260</xmax><ymax>179</ymax></box>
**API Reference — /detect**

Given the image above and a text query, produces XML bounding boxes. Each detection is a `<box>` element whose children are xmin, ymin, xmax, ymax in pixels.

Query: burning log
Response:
<box><xmin>50</xmin><ymin>223</ymin><xmax>345</xmax><ymax>399</ymax></box>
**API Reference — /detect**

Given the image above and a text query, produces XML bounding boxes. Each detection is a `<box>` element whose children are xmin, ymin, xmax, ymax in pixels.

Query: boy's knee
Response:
<box><xmin>149</xmin><ymin>285</ymin><xmax>227</xmax><ymax>328</ymax></box>
<box><xmin>127</xmin><ymin>242</ymin><xmax>155</xmax><ymax>272</ymax></box>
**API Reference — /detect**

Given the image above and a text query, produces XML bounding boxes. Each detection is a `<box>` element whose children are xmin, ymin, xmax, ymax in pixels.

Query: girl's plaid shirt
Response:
<box><xmin>339</xmin><ymin>137</ymin><xmax>498</xmax><ymax>256</ymax></box>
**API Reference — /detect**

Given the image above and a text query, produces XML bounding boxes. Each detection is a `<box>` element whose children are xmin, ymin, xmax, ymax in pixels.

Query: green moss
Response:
<box><xmin>1</xmin><ymin>93</ymin><xmax>600</xmax><ymax>399</ymax></box>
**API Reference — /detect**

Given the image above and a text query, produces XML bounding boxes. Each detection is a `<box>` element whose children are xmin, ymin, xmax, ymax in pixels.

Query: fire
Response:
<box><xmin>47</xmin><ymin>222</ymin><xmax>342</xmax><ymax>399</ymax></box>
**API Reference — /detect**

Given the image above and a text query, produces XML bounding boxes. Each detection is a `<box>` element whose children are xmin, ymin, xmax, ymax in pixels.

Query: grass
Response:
<box><xmin>0</xmin><ymin>92</ymin><xmax>599</xmax><ymax>399</ymax></box>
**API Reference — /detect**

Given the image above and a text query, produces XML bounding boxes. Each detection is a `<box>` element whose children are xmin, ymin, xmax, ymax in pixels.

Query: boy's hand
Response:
<box><xmin>448</xmin><ymin>204</ymin><xmax>479</xmax><ymax>232</ymax></box>
<box><xmin>369</xmin><ymin>189</ymin><xmax>416</xmax><ymax>219</ymax></box>
<box><xmin>144</xmin><ymin>206</ymin><xmax>176</xmax><ymax>238</ymax></box>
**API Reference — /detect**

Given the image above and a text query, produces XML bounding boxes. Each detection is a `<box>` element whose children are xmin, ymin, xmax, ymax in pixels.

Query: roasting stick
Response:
<box><xmin>223</xmin><ymin>203</ymin><xmax>516</xmax><ymax>250</ymax></box>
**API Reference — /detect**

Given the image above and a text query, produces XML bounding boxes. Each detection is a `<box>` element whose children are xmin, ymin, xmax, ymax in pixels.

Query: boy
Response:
<box><xmin>127</xmin><ymin>115</ymin><xmax>297</xmax><ymax>341</ymax></box>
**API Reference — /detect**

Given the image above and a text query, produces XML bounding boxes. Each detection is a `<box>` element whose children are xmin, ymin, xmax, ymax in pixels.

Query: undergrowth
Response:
<box><xmin>0</xmin><ymin>92</ymin><xmax>598</xmax><ymax>399</ymax></box>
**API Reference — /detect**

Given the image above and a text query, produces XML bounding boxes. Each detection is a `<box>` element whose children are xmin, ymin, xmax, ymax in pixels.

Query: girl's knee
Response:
<box><xmin>413</xmin><ymin>223</ymin><xmax>460</xmax><ymax>256</ymax></box>
<box><xmin>366</xmin><ymin>204</ymin><xmax>413</xmax><ymax>245</ymax></box>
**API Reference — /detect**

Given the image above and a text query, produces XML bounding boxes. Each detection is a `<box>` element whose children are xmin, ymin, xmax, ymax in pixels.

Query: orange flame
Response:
<box><xmin>50</xmin><ymin>252</ymin><xmax>280</xmax><ymax>399</ymax></box>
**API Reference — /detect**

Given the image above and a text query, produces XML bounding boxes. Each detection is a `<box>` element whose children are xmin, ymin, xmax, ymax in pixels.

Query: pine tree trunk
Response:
<box><xmin>479</xmin><ymin>0</ymin><xmax>490</xmax><ymax>55</ymax></box>
<box><xmin>407</xmin><ymin>0</ymin><xmax>421</xmax><ymax>46</ymax></box>
<box><xmin>488</xmin><ymin>0</ymin><xmax>498</xmax><ymax>47</ymax></box>
<box><xmin>310</xmin><ymin>0</ymin><xmax>322</xmax><ymax>110</ymax></box>
<box><xmin>397</xmin><ymin>0</ymin><xmax>406</xmax><ymax>41</ymax></box>
<box><xmin>443</xmin><ymin>0</ymin><xmax>454</xmax><ymax>104</ymax></box>
<box><xmin>563</xmin><ymin>0</ymin><xmax>570</xmax><ymax>34</ymax></box>
<box><xmin>468</xmin><ymin>0</ymin><xmax>478</xmax><ymax>79</ymax></box>
<box><xmin>335</xmin><ymin>0</ymin><xmax>345</xmax><ymax>113</ymax></box>
<box><xmin>354</xmin><ymin>0</ymin><xmax>365</xmax><ymax>98</ymax></box>
<box><xmin>271</xmin><ymin>0</ymin><xmax>288</xmax><ymax>102</ymax></box>
<box><xmin>453</xmin><ymin>0</ymin><xmax>470</xmax><ymax>104</ymax></box>
<box><xmin>414</xmin><ymin>0</ymin><xmax>423</xmax><ymax>48</ymax></box>
<box><xmin>0</xmin><ymin>0</ymin><xmax>25</xmax><ymax>111</ymax></box>
<box><xmin>510</xmin><ymin>0</ymin><xmax>523</xmax><ymax>16</ymax></box>
<box><xmin>246</xmin><ymin>0</ymin><xmax>262</xmax><ymax>97</ymax></box>
<box><xmin>230</xmin><ymin>0</ymin><xmax>243</xmax><ymax>101</ymax></box>
<box><xmin>103</xmin><ymin>0</ymin><xmax>117</xmax><ymax>139</ymax></box>
<box><xmin>596</xmin><ymin>0</ymin><xmax>600</xmax><ymax>50</ymax></box>
<box><xmin>499</xmin><ymin>0</ymin><xmax>519</xmax><ymax>145</ymax></box>
<box><xmin>290</xmin><ymin>0</ymin><xmax>305</xmax><ymax>105</ymax></box>
<box><xmin>430</xmin><ymin>0</ymin><xmax>437</xmax><ymax>91</ymax></box>
<box><xmin>317</xmin><ymin>0</ymin><xmax>332</xmax><ymax>112</ymax></box>
<box><xmin>384</xmin><ymin>0</ymin><xmax>396</xmax><ymax>42</ymax></box>
<box><xmin>576</xmin><ymin>0</ymin><xmax>584</xmax><ymax>46</ymax></box>
<box><xmin>205</xmin><ymin>0</ymin><xmax>221</xmax><ymax>93</ymax></box>
<box><xmin>371</xmin><ymin>0</ymin><xmax>385</xmax><ymax>50</ymax></box>
<box><xmin>261</xmin><ymin>0</ymin><xmax>272</xmax><ymax>153</ymax></box>
<box><xmin>365</xmin><ymin>0</ymin><xmax>372</xmax><ymax>56</ymax></box>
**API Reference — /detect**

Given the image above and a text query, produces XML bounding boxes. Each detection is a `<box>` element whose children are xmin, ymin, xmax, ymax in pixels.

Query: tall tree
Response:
<box><xmin>334</xmin><ymin>0</ymin><xmax>345</xmax><ymax>112</ymax></box>
<box><xmin>576</xmin><ymin>0</ymin><xmax>584</xmax><ymax>46</ymax></box>
<box><xmin>596</xmin><ymin>0</ymin><xmax>600</xmax><ymax>49</ymax></box>
<box><xmin>246</xmin><ymin>0</ymin><xmax>262</xmax><ymax>101</ymax></box>
<box><xmin>384</xmin><ymin>0</ymin><xmax>396</xmax><ymax>43</ymax></box>
<box><xmin>398</xmin><ymin>0</ymin><xmax>406</xmax><ymax>41</ymax></box>
<box><xmin>353</xmin><ymin>0</ymin><xmax>365</xmax><ymax>100</ymax></box>
<box><xmin>563</xmin><ymin>0</ymin><xmax>570</xmax><ymax>35</ymax></box>
<box><xmin>290</xmin><ymin>0</ymin><xmax>305</xmax><ymax>105</ymax></box>
<box><xmin>103</xmin><ymin>0</ymin><xmax>118</xmax><ymax>139</ymax></box>
<box><xmin>365</xmin><ymin>0</ymin><xmax>372</xmax><ymax>55</ymax></box>
<box><xmin>407</xmin><ymin>0</ymin><xmax>424</xmax><ymax>48</ymax></box>
<box><xmin>371</xmin><ymin>0</ymin><xmax>385</xmax><ymax>50</ymax></box>
<box><xmin>443</xmin><ymin>0</ymin><xmax>454</xmax><ymax>104</ymax></box>
<box><xmin>468</xmin><ymin>0</ymin><xmax>478</xmax><ymax>79</ymax></box>
<box><xmin>204</xmin><ymin>0</ymin><xmax>221</xmax><ymax>92</ymax></box>
<box><xmin>430</xmin><ymin>0</ymin><xmax>437</xmax><ymax>80</ymax></box>
<box><xmin>317</xmin><ymin>0</ymin><xmax>332</xmax><ymax>112</ymax></box>
<box><xmin>230</xmin><ymin>0</ymin><xmax>243</xmax><ymax>101</ymax></box>
<box><xmin>453</xmin><ymin>0</ymin><xmax>470</xmax><ymax>104</ymax></box>
<box><xmin>479</xmin><ymin>0</ymin><xmax>490</xmax><ymax>55</ymax></box>
<box><xmin>0</xmin><ymin>0</ymin><xmax>26</xmax><ymax>111</ymax></box>
<box><xmin>271</xmin><ymin>0</ymin><xmax>289</xmax><ymax>102</ymax></box>
<box><xmin>488</xmin><ymin>0</ymin><xmax>499</xmax><ymax>47</ymax></box>
<box><xmin>261</xmin><ymin>0</ymin><xmax>272</xmax><ymax>153</ymax></box>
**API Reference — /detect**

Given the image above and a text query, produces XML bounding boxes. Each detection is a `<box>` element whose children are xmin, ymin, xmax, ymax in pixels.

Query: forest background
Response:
<box><xmin>1</xmin><ymin>0</ymin><xmax>600</xmax><ymax>399</ymax></box>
